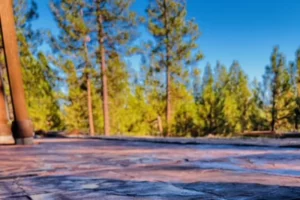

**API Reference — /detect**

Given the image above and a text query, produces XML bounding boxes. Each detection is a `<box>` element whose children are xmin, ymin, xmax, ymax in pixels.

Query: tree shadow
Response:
<box><xmin>20</xmin><ymin>175</ymin><xmax>300</xmax><ymax>200</ymax></box>
<box><xmin>34</xmin><ymin>137</ymin><xmax>300</xmax><ymax>151</ymax></box>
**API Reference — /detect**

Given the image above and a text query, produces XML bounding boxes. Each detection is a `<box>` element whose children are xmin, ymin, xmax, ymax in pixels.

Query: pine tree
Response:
<box><xmin>221</xmin><ymin>61</ymin><xmax>241</xmax><ymax>134</ymax></box>
<box><xmin>144</xmin><ymin>58</ymin><xmax>167</xmax><ymax>135</ymax></box>
<box><xmin>147</xmin><ymin>0</ymin><xmax>203</xmax><ymax>136</ymax></box>
<box><xmin>233</xmin><ymin>63</ymin><xmax>252</xmax><ymax>132</ymax></box>
<box><xmin>191</xmin><ymin>66</ymin><xmax>201</xmax><ymax>102</ymax></box>
<box><xmin>59</xmin><ymin>60</ymin><xmax>87</xmax><ymax>131</ymax></box>
<box><xmin>50</xmin><ymin>0</ymin><xmax>96</xmax><ymax>135</ymax></box>
<box><xmin>293</xmin><ymin>49</ymin><xmax>300</xmax><ymax>130</ymax></box>
<box><xmin>263</xmin><ymin>47</ymin><xmax>295</xmax><ymax>131</ymax></box>
<box><xmin>106</xmin><ymin>56</ymin><xmax>130</xmax><ymax>134</ymax></box>
<box><xmin>93</xmin><ymin>0</ymin><xmax>140</xmax><ymax>136</ymax></box>
<box><xmin>24</xmin><ymin>53</ymin><xmax>62</xmax><ymax>130</ymax></box>
<box><xmin>125</xmin><ymin>84</ymin><xmax>153</xmax><ymax>135</ymax></box>
<box><xmin>248</xmin><ymin>79</ymin><xmax>268</xmax><ymax>131</ymax></box>
<box><xmin>199</xmin><ymin>63</ymin><xmax>216</xmax><ymax>135</ymax></box>
<box><xmin>172</xmin><ymin>82</ymin><xmax>195</xmax><ymax>136</ymax></box>
<box><xmin>213</xmin><ymin>62</ymin><xmax>228</xmax><ymax>134</ymax></box>
<box><xmin>174</xmin><ymin>102</ymin><xmax>197</xmax><ymax>137</ymax></box>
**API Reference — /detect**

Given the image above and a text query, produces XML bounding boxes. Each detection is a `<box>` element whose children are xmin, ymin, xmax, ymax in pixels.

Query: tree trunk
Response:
<box><xmin>83</xmin><ymin>41</ymin><xmax>95</xmax><ymax>136</ymax></box>
<box><xmin>295</xmin><ymin>114</ymin><xmax>298</xmax><ymax>131</ymax></box>
<box><xmin>163</xmin><ymin>0</ymin><xmax>171</xmax><ymax>137</ymax></box>
<box><xmin>271</xmin><ymin>101</ymin><xmax>276</xmax><ymax>132</ymax></box>
<box><xmin>166</xmin><ymin>67</ymin><xmax>171</xmax><ymax>136</ymax></box>
<box><xmin>157</xmin><ymin>115</ymin><xmax>163</xmax><ymax>135</ymax></box>
<box><xmin>271</xmin><ymin>70</ymin><xmax>279</xmax><ymax>132</ymax></box>
<box><xmin>97</xmin><ymin>11</ymin><xmax>110</xmax><ymax>136</ymax></box>
<box><xmin>87</xmin><ymin>74</ymin><xmax>95</xmax><ymax>136</ymax></box>
<box><xmin>294</xmin><ymin>97</ymin><xmax>300</xmax><ymax>131</ymax></box>
<box><xmin>295</xmin><ymin>107</ymin><xmax>299</xmax><ymax>131</ymax></box>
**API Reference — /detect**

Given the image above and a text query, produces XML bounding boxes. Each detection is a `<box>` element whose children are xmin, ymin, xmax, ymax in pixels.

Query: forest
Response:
<box><xmin>0</xmin><ymin>0</ymin><xmax>300</xmax><ymax>137</ymax></box>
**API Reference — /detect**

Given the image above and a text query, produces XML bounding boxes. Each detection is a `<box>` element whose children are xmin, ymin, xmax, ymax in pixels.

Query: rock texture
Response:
<box><xmin>1</xmin><ymin>138</ymin><xmax>300</xmax><ymax>199</ymax></box>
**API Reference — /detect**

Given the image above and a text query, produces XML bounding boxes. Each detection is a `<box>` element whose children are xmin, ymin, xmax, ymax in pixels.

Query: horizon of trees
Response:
<box><xmin>0</xmin><ymin>0</ymin><xmax>299</xmax><ymax>137</ymax></box>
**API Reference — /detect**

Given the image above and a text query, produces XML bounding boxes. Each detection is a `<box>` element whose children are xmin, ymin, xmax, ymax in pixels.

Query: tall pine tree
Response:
<box><xmin>293</xmin><ymin>49</ymin><xmax>300</xmax><ymax>130</ymax></box>
<box><xmin>147</xmin><ymin>0</ymin><xmax>202</xmax><ymax>136</ymax></box>
<box><xmin>199</xmin><ymin>63</ymin><xmax>216</xmax><ymax>135</ymax></box>
<box><xmin>263</xmin><ymin>47</ymin><xmax>295</xmax><ymax>131</ymax></box>
<box><xmin>94</xmin><ymin>0</ymin><xmax>140</xmax><ymax>136</ymax></box>
<box><xmin>50</xmin><ymin>0</ymin><xmax>97</xmax><ymax>135</ymax></box>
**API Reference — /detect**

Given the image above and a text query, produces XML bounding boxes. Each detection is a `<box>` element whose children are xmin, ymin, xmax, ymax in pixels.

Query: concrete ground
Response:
<box><xmin>1</xmin><ymin>138</ymin><xmax>300</xmax><ymax>200</ymax></box>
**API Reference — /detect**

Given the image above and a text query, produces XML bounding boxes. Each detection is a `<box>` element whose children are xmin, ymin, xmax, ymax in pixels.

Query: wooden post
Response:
<box><xmin>0</xmin><ymin>63</ymin><xmax>14</xmax><ymax>144</ymax></box>
<box><xmin>0</xmin><ymin>0</ymin><xmax>34</xmax><ymax>145</ymax></box>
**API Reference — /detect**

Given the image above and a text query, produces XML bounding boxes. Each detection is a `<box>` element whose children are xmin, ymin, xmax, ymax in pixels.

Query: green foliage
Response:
<box><xmin>94</xmin><ymin>0</ymin><xmax>142</xmax><ymax>135</ymax></box>
<box><xmin>106</xmin><ymin>56</ymin><xmax>131</xmax><ymax>134</ymax></box>
<box><xmin>59</xmin><ymin>60</ymin><xmax>103</xmax><ymax>132</ymax></box>
<box><xmin>50</xmin><ymin>0</ymin><xmax>102</xmax><ymax>134</ymax></box>
<box><xmin>212</xmin><ymin>62</ymin><xmax>228</xmax><ymax>134</ymax></box>
<box><xmin>94</xmin><ymin>0</ymin><xmax>141</xmax><ymax>55</ymax></box>
<box><xmin>22</xmin><ymin>53</ymin><xmax>62</xmax><ymax>130</ymax></box>
<box><xmin>147</xmin><ymin>0</ymin><xmax>203</xmax><ymax>133</ymax></box>
<box><xmin>223</xmin><ymin>62</ymin><xmax>251</xmax><ymax>134</ymax></box>
<box><xmin>7</xmin><ymin>1</ymin><xmax>300</xmax><ymax>137</ymax></box>
<box><xmin>263</xmin><ymin>47</ymin><xmax>295</xmax><ymax>131</ymax></box>
<box><xmin>293</xmin><ymin>49</ymin><xmax>300</xmax><ymax>130</ymax></box>
<box><xmin>198</xmin><ymin>63</ymin><xmax>216</xmax><ymax>134</ymax></box>
<box><xmin>50</xmin><ymin>0</ymin><xmax>141</xmax><ymax>135</ymax></box>
<box><xmin>248</xmin><ymin>79</ymin><xmax>268</xmax><ymax>130</ymax></box>
<box><xmin>191</xmin><ymin>66</ymin><xmax>201</xmax><ymax>101</ymax></box>
<box><xmin>60</xmin><ymin>60</ymin><xmax>87</xmax><ymax>131</ymax></box>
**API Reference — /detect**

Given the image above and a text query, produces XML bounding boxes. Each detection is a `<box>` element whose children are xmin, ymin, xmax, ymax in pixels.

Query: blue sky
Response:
<box><xmin>33</xmin><ymin>0</ymin><xmax>300</xmax><ymax>81</ymax></box>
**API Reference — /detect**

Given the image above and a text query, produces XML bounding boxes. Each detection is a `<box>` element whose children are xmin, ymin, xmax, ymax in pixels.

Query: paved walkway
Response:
<box><xmin>1</xmin><ymin>138</ymin><xmax>300</xmax><ymax>199</ymax></box>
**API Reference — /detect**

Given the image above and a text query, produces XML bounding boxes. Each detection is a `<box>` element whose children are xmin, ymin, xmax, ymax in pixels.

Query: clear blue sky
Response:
<box><xmin>33</xmin><ymin>0</ymin><xmax>300</xmax><ymax>81</ymax></box>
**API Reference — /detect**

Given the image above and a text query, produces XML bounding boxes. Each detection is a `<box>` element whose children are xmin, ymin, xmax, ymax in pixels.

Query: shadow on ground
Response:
<box><xmin>9</xmin><ymin>175</ymin><xmax>300</xmax><ymax>200</ymax></box>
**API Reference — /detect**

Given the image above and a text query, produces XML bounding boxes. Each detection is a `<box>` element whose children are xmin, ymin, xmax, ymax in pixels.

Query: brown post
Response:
<box><xmin>0</xmin><ymin>0</ymin><xmax>34</xmax><ymax>145</ymax></box>
<box><xmin>0</xmin><ymin>65</ymin><xmax>14</xmax><ymax>144</ymax></box>
<box><xmin>0</xmin><ymin>12</ymin><xmax>14</xmax><ymax>145</ymax></box>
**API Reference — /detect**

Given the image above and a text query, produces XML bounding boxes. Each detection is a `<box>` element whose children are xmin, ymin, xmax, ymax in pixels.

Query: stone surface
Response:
<box><xmin>1</xmin><ymin>138</ymin><xmax>300</xmax><ymax>199</ymax></box>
